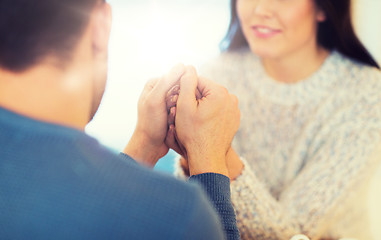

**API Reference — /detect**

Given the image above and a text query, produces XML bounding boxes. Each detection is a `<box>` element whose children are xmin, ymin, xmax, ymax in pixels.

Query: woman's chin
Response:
<box><xmin>249</xmin><ymin>45</ymin><xmax>279</xmax><ymax>59</ymax></box>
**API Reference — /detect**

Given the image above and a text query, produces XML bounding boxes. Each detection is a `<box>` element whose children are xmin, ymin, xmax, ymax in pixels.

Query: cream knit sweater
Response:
<box><xmin>175</xmin><ymin>49</ymin><xmax>381</xmax><ymax>240</ymax></box>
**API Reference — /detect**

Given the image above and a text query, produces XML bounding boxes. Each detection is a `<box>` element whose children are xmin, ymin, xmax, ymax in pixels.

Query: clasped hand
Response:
<box><xmin>124</xmin><ymin>64</ymin><xmax>240</xmax><ymax>178</ymax></box>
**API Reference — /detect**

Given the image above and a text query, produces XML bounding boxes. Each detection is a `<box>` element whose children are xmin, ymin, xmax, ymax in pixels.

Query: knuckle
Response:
<box><xmin>145</xmin><ymin>78</ymin><xmax>157</xmax><ymax>89</ymax></box>
<box><xmin>221</xmin><ymin>86</ymin><xmax>229</xmax><ymax>95</ymax></box>
<box><xmin>215</xmin><ymin>85</ymin><xmax>229</xmax><ymax>99</ymax></box>
<box><xmin>233</xmin><ymin>94</ymin><xmax>239</xmax><ymax>103</ymax></box>
<box><xmin>230</xmin><ymin>94</ymin><xmax>239</xmax><ymax>106</ymax></box>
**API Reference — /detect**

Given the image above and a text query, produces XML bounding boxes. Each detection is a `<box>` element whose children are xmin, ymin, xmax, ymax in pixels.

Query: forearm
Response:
<box><xmin>229</xmin><ymin>133</ymin><xmax>381</xmax><ymax>240</ymax></box>
<box><xmin>123</xmin><ymin>130</ymin><xmax>162</xmax><ymax>167</ymax></box>
<box><xmin>230</xmin><ymin>159</ymin><xmax>301</xmax><ymax>240</ymax></box>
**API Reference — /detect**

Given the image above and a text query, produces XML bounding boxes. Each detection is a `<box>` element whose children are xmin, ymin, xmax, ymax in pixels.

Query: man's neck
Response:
<box><xmin>0</xmin><ymin>64</ymin><xmax>91</xmax><ymax>130</ymax></box>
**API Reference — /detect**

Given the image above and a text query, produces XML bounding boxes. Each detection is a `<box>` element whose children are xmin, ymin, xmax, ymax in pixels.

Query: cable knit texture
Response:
<box><xmin>175</xmin><ymin>48</ymin><xmax>381</xmax><ymax>240</ymax></box>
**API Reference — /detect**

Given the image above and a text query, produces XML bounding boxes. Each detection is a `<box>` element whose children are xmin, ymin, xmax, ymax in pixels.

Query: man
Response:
<box><xmin>0</xmin><ymin>0</ymin><xmax>240</xmax><ymax>239</ymax></box>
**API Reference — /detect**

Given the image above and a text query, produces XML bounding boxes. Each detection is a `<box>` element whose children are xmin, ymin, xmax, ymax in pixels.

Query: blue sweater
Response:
<box><xmin>0</xmin><ymin>107</ymin><xmax>239</xmax><ymax>240</ymax></box>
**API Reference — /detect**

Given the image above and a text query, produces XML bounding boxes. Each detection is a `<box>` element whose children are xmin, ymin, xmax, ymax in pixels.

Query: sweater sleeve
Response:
<box><xmin>122</xmin><ymin>153</ymin><xmax>239</xmax><ymax>239</ymax></box>
<box><xmin>229</xmin><ymin>107</ymin><xmax>381</xmax><ymax>239</ymax></box>
<box><xmin>118</xmin><ymin>152</ymin><xmax>140</xmax><ymax>165</ymax></box>
<box><xmin>189</xmin><ymin>173</ymin><xmax>240</xmax><ymax>240</ymax></box>
<box><xmin>180</xmin><ymin>184</ymin><xmax>228</xmax><ymax>240</ymax></box>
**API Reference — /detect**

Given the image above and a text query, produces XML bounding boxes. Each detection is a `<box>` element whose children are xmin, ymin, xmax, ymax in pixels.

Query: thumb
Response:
<box><xmin>151</xmin><ymin>63</ymin><xmax>185</xmax><ymax>100</ymax></box>
<box><xmin>177</xmin><ymin>66</ymin><xmax>198</xmax><ymax>115</ymax></box>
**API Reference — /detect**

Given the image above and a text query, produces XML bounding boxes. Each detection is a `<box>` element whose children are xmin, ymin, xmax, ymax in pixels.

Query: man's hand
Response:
<box><xmin>166</xmin><ymin>66</ymin><xmax>240</xmax><ymax>177</ymax></box>
<box><xmin>124</xmin><ymin>64</ymin><xmax>185</xmax><ymax>167</ymax></box>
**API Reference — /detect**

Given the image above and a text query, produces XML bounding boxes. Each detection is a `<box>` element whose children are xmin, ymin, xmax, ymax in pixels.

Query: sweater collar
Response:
<box><xmin>0</xmin><ymin>106</ymin><xmax>86</xmax><ymax>142</ymax></box>
<box><xmin>245</xmin><ymin>50</ymin><xmax>347</xmax><ymax>105</ymax></box>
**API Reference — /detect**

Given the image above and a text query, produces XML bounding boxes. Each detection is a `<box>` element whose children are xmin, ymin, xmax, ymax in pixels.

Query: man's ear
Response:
<box><xmin>91</xmin><ymin>2</ymin><xmax>112</xmax><ymax>55</ymax></box>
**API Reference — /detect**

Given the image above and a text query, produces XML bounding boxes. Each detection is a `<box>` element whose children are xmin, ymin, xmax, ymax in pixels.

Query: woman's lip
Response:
<box><xmin>251</xmin><ymin>25</ymin><xmax>282</xmax><ymax>38</ymax></box>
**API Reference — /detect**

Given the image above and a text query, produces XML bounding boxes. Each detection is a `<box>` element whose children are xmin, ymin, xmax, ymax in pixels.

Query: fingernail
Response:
<box><xmin>172</xmin><ymin>85</ymin><xmax>180</xmax><ymax>92</ymax></box>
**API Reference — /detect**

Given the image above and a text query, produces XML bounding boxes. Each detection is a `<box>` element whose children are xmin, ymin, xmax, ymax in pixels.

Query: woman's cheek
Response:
<box><xmin>236</xmin><ymin>1</ymin><xmax>252</xmax><ymax>24</ymax></box>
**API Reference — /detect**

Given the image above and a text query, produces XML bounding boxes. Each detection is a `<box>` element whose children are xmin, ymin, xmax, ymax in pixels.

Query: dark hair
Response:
<box><xmin>221</xmin><ymin>0</ymin><xmax>380</xmax><ymax>69</ymax></box>
<box><xmin>0</xmin><ymin>0</ymin><xmax>99</xmax><ymax>72</ymax></box>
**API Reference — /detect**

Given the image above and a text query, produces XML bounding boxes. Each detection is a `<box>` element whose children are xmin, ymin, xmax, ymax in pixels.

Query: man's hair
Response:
<box><xmin>0</xmin><ymin>0</ymin><xmax>99</xmax><ymax>72</ymax></box>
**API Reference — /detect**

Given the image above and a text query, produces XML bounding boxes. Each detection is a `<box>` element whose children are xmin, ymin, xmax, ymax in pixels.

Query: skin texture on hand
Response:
<box><xmin>165</xmin><ymin>66</ymin><xmax>241</xmax><ymax>177</ymax></box>
<box><xmin>165</xmin><ymin>85</ymin><xmax>187</xmax><ymax>158</ymax></box>
<box><xmin>165</xmin><ymin>84</ymin><xmax>202</xmax><ymax>158</ymax></box>
<box><xmin>124</xmin><ymin>64</ymin><xmax>185</xmax><ymax>167</ymax></box>
<box><xmin>165</xmin><ymin>69</ymin><xmax>244</xmax><ymax>180</ymax></box>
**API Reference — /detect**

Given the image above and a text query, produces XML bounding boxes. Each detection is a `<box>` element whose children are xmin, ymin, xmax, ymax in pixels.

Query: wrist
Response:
<box><xmin>187</xmin><ymin>152</ymin><xmax>229</xmax><ymax>177</ymax></box>
<box><xmin>226</xmin><ymin>147</ymin><xmax>244</xmax><ymax>180</ymax></box>
<box><xmin>124</xmin><ymin>130</ymin><xmax>162</xmax><ymax>167</ymax></box>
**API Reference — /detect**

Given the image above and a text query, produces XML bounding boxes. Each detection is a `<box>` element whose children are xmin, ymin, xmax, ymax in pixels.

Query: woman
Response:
<box><xmin>168</xmin><ymin>0</ymin><xmax>381</xmax><ymax>239</ymax></box>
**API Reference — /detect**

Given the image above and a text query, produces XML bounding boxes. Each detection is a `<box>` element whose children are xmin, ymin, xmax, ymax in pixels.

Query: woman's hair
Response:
<box><xmin>0</xmin><ymin>0</ymin><xmax>100</xmax><ymax>72</ymax></box>
<box><xmin>220</xmin><ymin>0</ymin><xmax>380</xmax><ymax>69</ymax></box>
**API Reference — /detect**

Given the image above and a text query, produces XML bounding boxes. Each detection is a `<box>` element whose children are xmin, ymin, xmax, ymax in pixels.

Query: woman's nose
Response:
<box><xmin>253</xmin><ymin>0</ymin><xmax>274</xmax><ymax>18</ymax></box>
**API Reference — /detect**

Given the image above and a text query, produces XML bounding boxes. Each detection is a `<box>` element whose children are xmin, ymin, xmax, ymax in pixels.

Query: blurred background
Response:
<box><xmin>86</xmin><ymin>0</ymin><xmax>232</xmax><ymax>171</ymax></box>
<box><xmin>85</xmin><ymin>0</ymin><xmax>381</xmax><ymax>237</ymax></box>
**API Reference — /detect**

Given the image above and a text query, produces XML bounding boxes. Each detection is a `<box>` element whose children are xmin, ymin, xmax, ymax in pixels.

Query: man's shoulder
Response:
<box><xmin>69</xmin><ymin>148</ymin><xmax>220</xmax><ymax>239</ymax></box>
<box><xmin>0</xmin><ymin>119</ymin><xmax>216</xmax><ymax>238</ymax></box>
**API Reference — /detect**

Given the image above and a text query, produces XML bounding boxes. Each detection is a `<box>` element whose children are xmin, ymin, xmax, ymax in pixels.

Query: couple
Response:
<box><xmin>0</xmin><ymin>0</ymin><xmax>240</xmax><ymax>239</ymax></box>
<box><xmin>2</xmin><ymin>0</ymin><xmax>381</xmax><ymax>239</ymax></box>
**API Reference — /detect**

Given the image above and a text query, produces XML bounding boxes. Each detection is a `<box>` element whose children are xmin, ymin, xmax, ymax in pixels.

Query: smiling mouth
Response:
<box><xmin>251</xmin><ymin>26</ymin><xmax>281</xmax><ymax>38</ymax></box>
